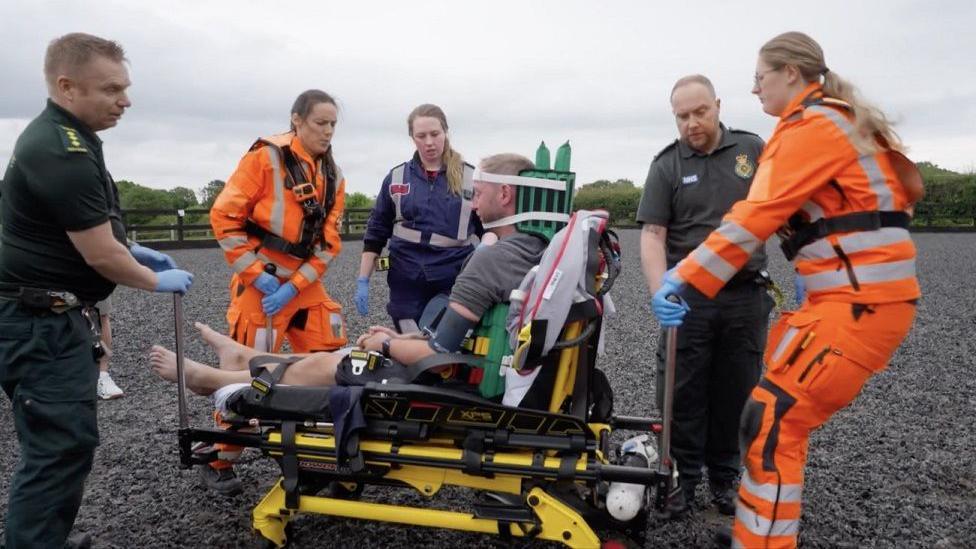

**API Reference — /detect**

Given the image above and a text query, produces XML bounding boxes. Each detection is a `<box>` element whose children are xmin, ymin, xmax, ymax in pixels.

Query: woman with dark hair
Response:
<box><xmin>652</xmin><ymin>32</ymin><xmax>922</xmax><ymax>548</ymax></box>
<box><xmin>206</xmin><ymin>89</ymin><xmax>348</xmax><ymax>493</ymax></box>
<box><xmin>356</xmin><ymin>104</ymin><xmax>482</xmax><ymax>333</ymax></box>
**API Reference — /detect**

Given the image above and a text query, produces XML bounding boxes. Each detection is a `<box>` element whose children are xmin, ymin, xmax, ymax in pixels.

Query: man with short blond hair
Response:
<box><xmin>0</xmin><ymin>33</ymin><xmax>192</xmax><ymax>548</ymax></box>
<box><xmin>637</xmin><ymin>74</ymin><xmax>771</xmax><ymax>518</ymax></box>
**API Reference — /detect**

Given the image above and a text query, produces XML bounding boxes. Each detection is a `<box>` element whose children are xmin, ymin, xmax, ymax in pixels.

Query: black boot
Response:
<box><xmin>710</xmin><ymin>480</ymin><xmax>737</xmax><ymax>516</ymax></box>
<box><xmin>712</xmin><ymin>525</ymin><xmax>733</xmax><ymax>548</ymax></box>
<box><xmin>662</xmin><ymin>479</ymin><xmax>697</xmax><ymax>519</ymax></box>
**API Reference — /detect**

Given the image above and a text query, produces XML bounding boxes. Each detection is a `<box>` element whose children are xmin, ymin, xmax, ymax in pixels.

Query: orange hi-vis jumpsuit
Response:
<box><xmin>209</xmin><ymin>132</ymin><xmax>348</xmax><ymax>469</ymax></box>
<box><xmin>673</xmin><ymin>83</ymin><xmax>920</xmax><ymax>549</ymax></box>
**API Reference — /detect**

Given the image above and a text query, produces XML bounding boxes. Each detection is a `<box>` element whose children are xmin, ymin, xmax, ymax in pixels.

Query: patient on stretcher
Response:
<box><xmin>150</xmin><ymin>153</ymin><xmax>549</xmax><ymax>404</ymax></box>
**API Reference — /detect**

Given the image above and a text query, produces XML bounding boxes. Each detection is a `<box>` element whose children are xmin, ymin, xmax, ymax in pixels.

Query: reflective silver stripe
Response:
<box><xmin>839</xmin><ymin>227</ymin><xmax>912</xmax><ymax>254</ymax></box>
<box><xmin>689</xmin><ymin>245</ymin><xmax>738</xmax><ymax>283</ymax></box>
<box><xmin>735</xmin><ymin>504</ymin><xmax>799</xmax><ymax>537</ymax></box>
<box><xmin>807</xmin><ymin>105</ymin><xmax>894</xmax><ymax>211</ymax></box>
<box><xmin>391</xmin><ymin>164</ymin><xmax>405</xmax><ymax>223</ymax></box>
<box><xmin>798</xmin><ymin>227</ymin><xmax>912</xmax><ymax>261</ymax></box>
<box><xmin>266</xmin><ymin>148</ymin><xmax>286</xmax><ymax>237</ymax></box>
<box><xmin>770</xmin><ymin>326</ymin><xmax>799</xmax><ymax>363</ymax></box>
<box><xmin>218</xmin><ymin>235</ymin><xmax>250</xmax><ymax>252</ymax></box>
<box><xmin>313</xmin><ymin>248</ymin><xmax>335</xmax><ymax>265</ymax></box>
<box><xmin>298</xmin><ymin>263</ymin><xmax>319</xmax><ymax>283</ymax></box>
<box><xmin>731</xmin><ymin>538</ymin><xmax>746</xmax><ymax>549</ymax></box>
<box><xmin>429</xmin><ymin>233</ymin><xmax>479</xmax><ymax>248</ymax></box>
<box><xmin>255</xmin><ymin>253</ymin><xmax>294</xmax><ymax>277</ymax></box>
<box><xmin>802</xmin><ymin>258</ymin><xmax>916</xmax><ymax>291</ymax></box>
<box><xmin>715</xmin><ymin>221</ymin><xmax>762</xmax><ymax>255</ymax></box>
<box><xmin>392</xmin><ymin>224</ymin><xmax>422</xmax><ymax>243</ymax></box>
<box><xmin>741</xmin><ymin>470</ymin><xmax>803</xmax><ymax>503</ymax></box>
<box><xmin>795</xmin><ymin>238</ymin><xmax>835</xmax><ymax>261</ymax></box>
<box><xmin>801</xmin><ymin>200</ymin><xmax>825</xmax><ymax>221</ymax></box>
<box><xmin>231</xmin><ymin>251</ymin><xmax>259</xmax><ymax>274</ymax></box>
<box><xmin>457</xmin><ymin>164</ymin><xmax>474</xmax><ymax>240</ymax></box>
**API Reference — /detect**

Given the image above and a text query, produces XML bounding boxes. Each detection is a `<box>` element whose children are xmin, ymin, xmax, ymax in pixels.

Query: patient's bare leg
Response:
<box><xmin>149</xmin><ymin>345</ymin><xmax>344</xmax><ymax>394</ymax></box>
<box><xmin>194</xmin><ymin>322</ymin><xmax>256</xmax><ymax>371</ymax></box>
<box><xmin>149</xmin><ymin>345</ymin><xmax>251</xmax><ymax>396</ymax></box>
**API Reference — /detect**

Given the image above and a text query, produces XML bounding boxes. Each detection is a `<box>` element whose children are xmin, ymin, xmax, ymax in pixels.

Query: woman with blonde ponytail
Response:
<box><xmin>650</xmin><ymin>32</ymin><xmax>922</xmax><ymax>548</ymax></box>
<box><xmin>357</xmin><ymin>104</ymin><xmax>482</xmax><ymax>333</ymax></box>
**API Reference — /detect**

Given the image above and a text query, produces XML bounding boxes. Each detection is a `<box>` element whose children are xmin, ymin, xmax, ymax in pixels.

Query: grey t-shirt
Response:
<box><xmin>449</xmin><ymin>232</ymin><xmax>548</xmax><ymax>318</ymax></box>
<box><xmin>636</xmin><ymin>124</ymin><xmax>767</xmax><ymax>272</ymax></box>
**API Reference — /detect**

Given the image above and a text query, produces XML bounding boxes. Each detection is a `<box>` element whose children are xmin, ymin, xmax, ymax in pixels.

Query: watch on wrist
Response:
<box><xmin>381</xmin><ymin>337</ymin><xmax>392</xmax><ymax>359</ymax></box>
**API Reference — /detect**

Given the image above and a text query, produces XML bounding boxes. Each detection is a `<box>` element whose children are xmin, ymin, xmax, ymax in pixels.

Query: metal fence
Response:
<box><xmin>122</xmin><ymin>208</ymin><xmax>373</xmax><ymax>249</ymax></box>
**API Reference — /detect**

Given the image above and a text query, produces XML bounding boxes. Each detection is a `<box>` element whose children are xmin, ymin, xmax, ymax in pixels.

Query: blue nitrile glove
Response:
<box><xmin>154</xmin><ymin>269</ymin><xmax>194</xmax><ymax>294</ymax></box>
<box><xmin>253</xmin><ymin>272</ymin><xmax>281</xmax><ymax>295</ymax></box>
<box><xmin>355</xmin><ymin>276</ymin><xmax>370</xmax><ymax>316</ymax></box>
<box><xmin>651</xmin><ymin>271</ymin><xmax>690</xmax><ymax>327</ymax></box>
<box><xmin>262</xmin><ymin>282</ymin><xmax>298</xmax><ymax>315</ymax></box>
<box><xmin>794</xmin><ymin>274</ymin><xmax>806</xmax><ymax>306</ymax></box>
<box><xmin>131</xmin><ymin>243</ymin><xmax>178</xmax><ymax>272</ymax></box>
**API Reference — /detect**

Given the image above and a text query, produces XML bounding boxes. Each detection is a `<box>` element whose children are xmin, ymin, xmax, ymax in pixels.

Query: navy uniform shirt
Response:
<box><xmin>363</xmin><ymin>152</ymin><xmax>483</xmax><ymax>282</ymax></box>
<box><xmin>0</xmin><ymin>100</ymin><xmax>127</xmax><ymax>301</ymax></box>
<box><xmin>636</xmin><ymin>124</ymin><xmax>767</xmax><ymax>273</ymax></box>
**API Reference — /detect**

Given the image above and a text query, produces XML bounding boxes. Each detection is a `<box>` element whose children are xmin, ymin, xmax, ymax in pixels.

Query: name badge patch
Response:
<box><xmin>682</xmin><ymin>174</ymin><xmax>699</xmax><ymax>185</ymax></box>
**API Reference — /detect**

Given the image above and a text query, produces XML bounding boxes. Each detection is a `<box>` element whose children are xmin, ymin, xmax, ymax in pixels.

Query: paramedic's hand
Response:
<box><xmin>131</xmin><ymin>244</ymin><xmax>178</xmax><ymax>272</ymax></box>
<box><xmin>154</xmin><ymin>269</ymin><xmax>194</xmax><ymax>294</ymax></box>
<box><xmin>794</xmin><ymin>274</ymin><xmax>806</xmax><ymax>307</ymax></box>
<box><xmin>262</xmin><ymin>282</ymin><xmax>298</xmax><ymax>315</ymax></box>
<box><xmin>355</xmin><ymin>276</ymin><xmax>370</xmax><ymax>316</ymax></box>
<box><xmin>253</xmin><ymin>272</ymin><xmax>281</xmax><ymax>295</ymax></box>
<box><xmin>651</xmin><ymin>271</ymin><xmax>689</xmax><ymax>327</ymax></box>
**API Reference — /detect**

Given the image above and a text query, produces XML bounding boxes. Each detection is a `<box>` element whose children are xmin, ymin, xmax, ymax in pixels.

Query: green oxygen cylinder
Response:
<box><xmin>535</xmin><ymin>141</ymin><xmax>551</xmax><ymax>170</ymax></box>
<box><xmin>554</xmin><ymin>141</ymin><xmax>572</xmax><ymax>171</ymax></box>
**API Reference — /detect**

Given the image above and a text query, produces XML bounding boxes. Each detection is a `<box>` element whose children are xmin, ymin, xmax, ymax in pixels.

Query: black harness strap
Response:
<box><xmin>244</xmin><ymin>144</ymin><xmax>336</xmax><ymax>259</ymax></box>
<box><xmin>245</xmin><ymin>355</ymin><xmax>301</xmax><ymax>405</ymax></box>
<box><xmin>780</xmin><ymin>210</ymin><xmax>910</xmax><ymax>260</ymax></box>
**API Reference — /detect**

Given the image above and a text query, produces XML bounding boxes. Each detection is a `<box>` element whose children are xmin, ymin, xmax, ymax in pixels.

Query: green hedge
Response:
<box><xmin>573</xmin><ymin>175</ymin><xmax>976</xmax><ymax>227</ymax></box>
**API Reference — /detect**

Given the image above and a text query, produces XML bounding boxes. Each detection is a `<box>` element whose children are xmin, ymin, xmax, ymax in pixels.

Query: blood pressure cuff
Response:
<box><xmin>427</xmin><ymin>305</ymin><xmax>477</xmax><ymax>354</ymax></box>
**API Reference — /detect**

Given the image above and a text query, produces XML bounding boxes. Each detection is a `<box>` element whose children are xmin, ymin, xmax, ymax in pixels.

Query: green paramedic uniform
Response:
<box><xmin>0</xmin><ymin>100</ymin><xmax>127</xmax><ymax>549</ymax></box>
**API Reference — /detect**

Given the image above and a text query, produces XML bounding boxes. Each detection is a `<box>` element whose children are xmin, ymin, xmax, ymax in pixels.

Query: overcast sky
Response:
<box><xmin>2</xmin><ymin>0</ymin><xmax>974</xmax><ymax>199</ymax></box>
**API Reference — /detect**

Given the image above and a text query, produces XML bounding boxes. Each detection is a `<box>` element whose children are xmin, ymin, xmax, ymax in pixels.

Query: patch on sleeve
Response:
<box><xmin>58</xmin><ymin>125</ymin><xmax>88</xmax><ymax>153</ymax></box>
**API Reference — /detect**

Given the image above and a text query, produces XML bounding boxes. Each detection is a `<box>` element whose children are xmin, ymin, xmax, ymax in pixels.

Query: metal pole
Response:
<box><xmin>173</xmin><ymin>293</ymin><xmax>189</xmax><ymax>430</ymax></box>
<box><xmin>659</xmin><ymin>324</ymin><xmax>677</xmax><ymax>475</ymax></box>
<box><xmin>264</xmin><ymin>263</ymin><xmax>277</xmax><ymax>353</ymax></box>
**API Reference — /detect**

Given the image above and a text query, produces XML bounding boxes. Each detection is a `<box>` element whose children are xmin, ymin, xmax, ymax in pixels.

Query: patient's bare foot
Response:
<box><xmin>149</xmin><ymin>345</ymin><xmax>217</xmax><ymax>396</ymax></box>
<box><xmin>195</xmin><ymin>322</ymin><xmax>254</xmax><ymax>371</ymax></box>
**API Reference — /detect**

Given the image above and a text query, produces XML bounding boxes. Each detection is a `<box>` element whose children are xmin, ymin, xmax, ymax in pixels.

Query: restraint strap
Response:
<box><xmin>281</xmin><ymin>420</ymin><xmax>300</xmax><ymax>509</ymax></box>
<box><xmin>780</xmin><ymin>210</ymin><xmax>910</xmax><ymax>261</ymax></box>
<box><xmin>245</xmin><ymin>355</ymin><xmax>301</xmax><ymax>405</ymax></box>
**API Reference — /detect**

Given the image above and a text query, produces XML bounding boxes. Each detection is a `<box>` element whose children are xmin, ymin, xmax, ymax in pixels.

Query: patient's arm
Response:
<box><xmin>361</xmin><ymin>301</ymin><xmax>479</xmax><ymax>366</ymax></box>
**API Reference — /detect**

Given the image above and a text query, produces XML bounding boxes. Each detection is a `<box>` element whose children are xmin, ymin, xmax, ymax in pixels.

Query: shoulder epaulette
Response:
<box><xmin>57</xmin><ymin>124</ymin><xmax>88</xmax><ymax>154</ymax></box>
<box><xmin>652</xmin><ymin>139</ymin><xmax>679</xmax><ymax>161</ymax></box>
<box><xmin>728</xmin><ymin>127</ymin><xmax>761</xmax><ymax>139</ymax></box>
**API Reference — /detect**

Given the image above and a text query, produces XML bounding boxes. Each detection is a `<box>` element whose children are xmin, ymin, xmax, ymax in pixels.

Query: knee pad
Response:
<box><xmin>739</xmin><ymin>397</ymin><xmax>765</xmax><ymax>458</ymax></box>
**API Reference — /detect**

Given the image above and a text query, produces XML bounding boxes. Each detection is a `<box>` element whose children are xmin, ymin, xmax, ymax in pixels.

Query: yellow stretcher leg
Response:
<box><xmin>251</xmin><ymin>481</ymin><xmax>601</xmax><ymax>548</ymax></box>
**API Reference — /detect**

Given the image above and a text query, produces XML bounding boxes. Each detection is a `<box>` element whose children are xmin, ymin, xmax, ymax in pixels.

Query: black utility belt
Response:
<box><xmin>725</xmin><ymin>269</ymin><xmax>772</xmax><ymax>289</ymax></box>
<box><xmin>0</xmin><ymin>287</ymin><xmax>91</xmax><ymax>314</ymax></box>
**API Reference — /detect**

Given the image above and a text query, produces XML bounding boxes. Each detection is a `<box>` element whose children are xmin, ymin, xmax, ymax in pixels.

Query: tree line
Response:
<box><xmin>119</xmin><ymin>161</ymin><xmax>975</xmax><ymax>230</ymax></box>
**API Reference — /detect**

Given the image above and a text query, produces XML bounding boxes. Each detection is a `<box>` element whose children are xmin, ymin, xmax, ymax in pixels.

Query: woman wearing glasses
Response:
<box><xmin>652</xmin><ymin>31</ymin><xmax>923</xmax><ymax>548</ymax></box>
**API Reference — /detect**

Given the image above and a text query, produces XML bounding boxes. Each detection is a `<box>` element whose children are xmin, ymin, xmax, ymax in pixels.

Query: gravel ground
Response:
<box><xmin>1</xmin><ymin>230</ymin><xmax>973</xmax><ymax>548</ymax></box>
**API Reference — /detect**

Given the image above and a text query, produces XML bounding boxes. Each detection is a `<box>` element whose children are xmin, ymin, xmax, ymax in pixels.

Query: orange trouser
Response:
<box><xmin>211</xmin><ymin>274</ymin><xmax>348</xmax><ymax>470</ymax></box>
<box><xmin>733</xmin><ymin>300</ymin><xmax>916</xmax><ymax>549</ymax></box>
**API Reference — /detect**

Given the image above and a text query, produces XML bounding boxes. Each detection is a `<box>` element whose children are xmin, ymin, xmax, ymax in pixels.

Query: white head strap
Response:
<box><xmin>473</xmin><ymin>170</ymin><xmax>571</xmax><ymax>229</ymax></box>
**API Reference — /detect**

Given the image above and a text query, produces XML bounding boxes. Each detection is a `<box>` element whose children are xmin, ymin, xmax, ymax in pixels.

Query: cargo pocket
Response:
<box><xmin>764</xmin><ymin>310</ymin><xmax>820</xmax><ymax>373</ymax></box>
<box><xmin>16</xmin><ymin>393</ymin><xmax>99</xmax><ymax>453</ymax></box>
<box><xmin>800</xmin><ymin>349</ymin><xmax>872</xmax><ymax>416</ymax></box>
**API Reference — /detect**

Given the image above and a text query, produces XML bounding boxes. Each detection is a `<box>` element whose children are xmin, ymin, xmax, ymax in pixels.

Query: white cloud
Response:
<box><xmin>1</xmin><ymin>0</ymin><xmax>973</xmax><ymax>200</ymax></box>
